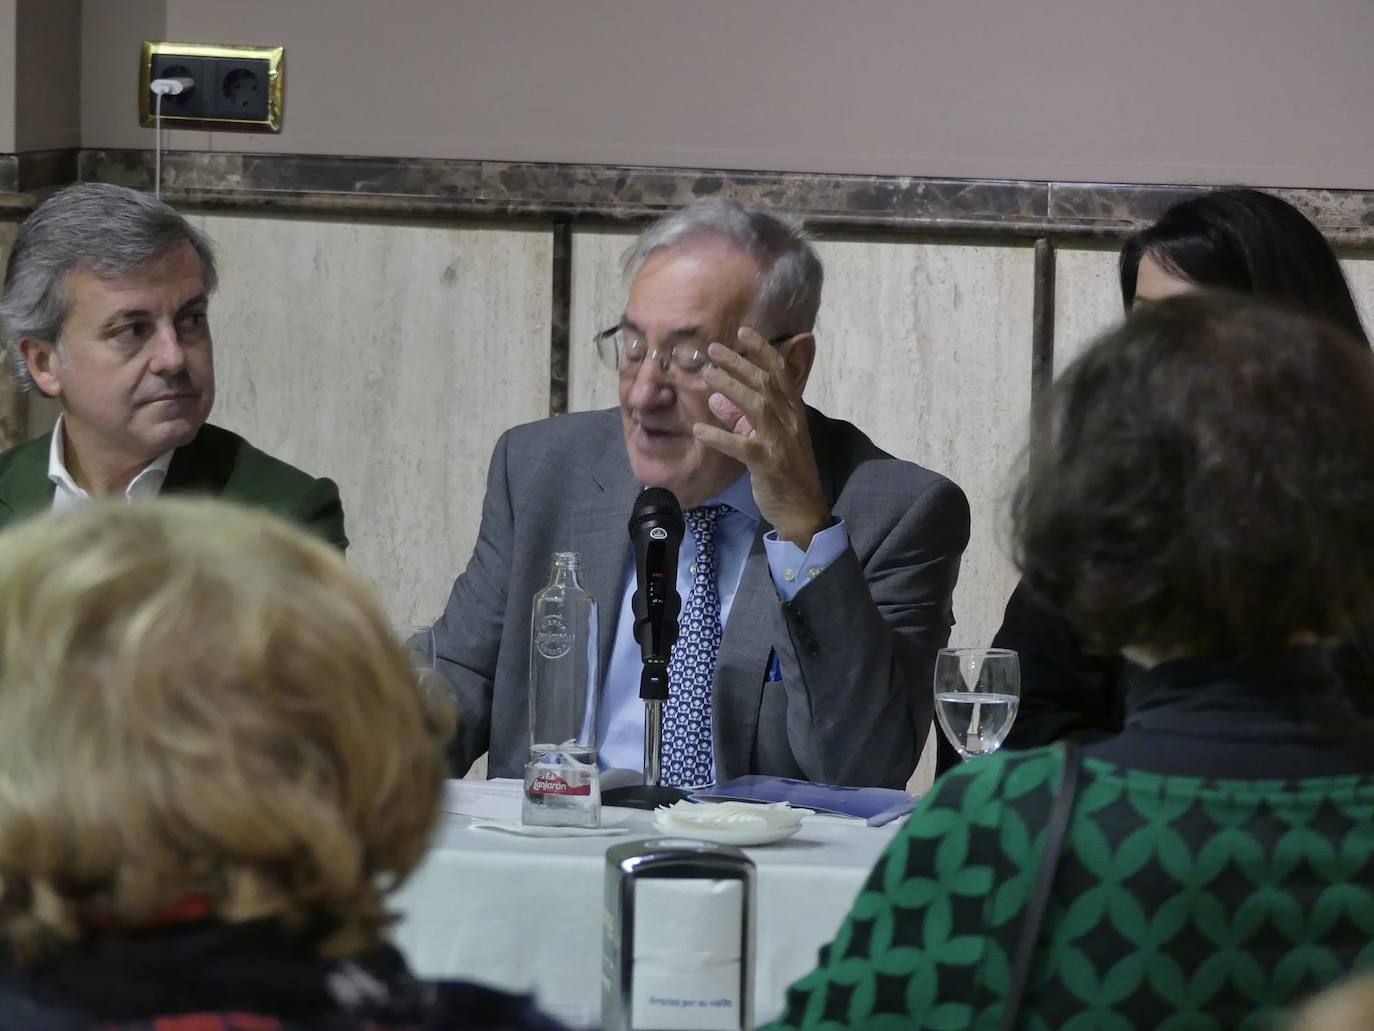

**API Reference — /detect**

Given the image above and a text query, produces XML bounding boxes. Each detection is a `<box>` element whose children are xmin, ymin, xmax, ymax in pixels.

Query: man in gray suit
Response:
<box><xmin>432</xmin><ymin>199</ymin><xmax>970</xmax><ymax>789</ymax></box>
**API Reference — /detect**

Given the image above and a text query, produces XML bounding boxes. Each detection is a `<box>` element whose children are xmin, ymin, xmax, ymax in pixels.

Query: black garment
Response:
<box><xmin>0</xmin><ymin>917</ymin><xmax>565</xmax><ymax>1031</ymax></box>
<box><xmin>1085</xmin><ymin>646</ymin><xmax>1374</xmax><ymax>778</ymax></box>
<box><xmin>979</xmin><ymin>577</ymin><xmax>1374</xmax><ymax>771</ymax></box>
<box><xmin>993</xmin><ymin>579</ymin><xmax>1130</xmax><ymax>746</ymax></box>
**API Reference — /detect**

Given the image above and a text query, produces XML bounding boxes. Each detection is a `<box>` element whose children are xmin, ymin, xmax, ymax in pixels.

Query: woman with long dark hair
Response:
<box><xmin>991</xmin><ymin>188</ymin><xmax>1371</xmax><ymax>753</ymax></box>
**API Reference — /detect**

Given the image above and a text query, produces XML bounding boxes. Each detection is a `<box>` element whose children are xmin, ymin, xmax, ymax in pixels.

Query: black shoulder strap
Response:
<box><xmin>999</xmin><ymin>740</ymin><xmax>1083</xmax><ymax>1031</ymax></box>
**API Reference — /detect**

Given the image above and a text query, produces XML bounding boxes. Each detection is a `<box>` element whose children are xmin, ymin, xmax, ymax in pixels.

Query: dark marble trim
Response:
<box><xmin>549</xmin><ymin>222</ymin><xmax>571</xmax><ymax>418</ymax></box>
<box><xmin>4</xmin><ymin>148</ymin><xmax>1374</xmax><ymax>244</ymax></box>
<box><xmin>82</xmin><ymin>148</ymin><xmax>1052</xmax><ymax>221</ymax></box>
<box><xmin>81</xmin><ymin>149</ymin><xmax>1374</xmax><ymax>240</ymax></box>
<box><xmin>1049</xmin><ymin>181</ymin><xmax>1374</xmax><ymax>234</ymax></box>
<box><xmin>0</xmin><ymin>148</ymin><xmax>79</xmax><ymax>195</ymax></box>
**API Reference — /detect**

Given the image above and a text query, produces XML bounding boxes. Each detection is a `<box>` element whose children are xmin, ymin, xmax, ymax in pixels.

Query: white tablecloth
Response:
<box><xmin>389</xmin><ymin>788</ymin><xmax>901</xmax><ymax>1028</ymax></box>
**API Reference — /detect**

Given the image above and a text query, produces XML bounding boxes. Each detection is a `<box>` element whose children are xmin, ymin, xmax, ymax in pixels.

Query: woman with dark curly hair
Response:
<box><xmin>987</xmin><ymin>188</ymin><xmax>1372</xmax><ymax>756</ymax></box>
<box><xmin>764</xmin><ymin>294</ymin><xmax>1374</xmax><ymax>1030</ymax></box>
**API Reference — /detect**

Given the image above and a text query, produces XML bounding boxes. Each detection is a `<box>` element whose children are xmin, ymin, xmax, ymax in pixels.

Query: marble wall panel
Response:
<box><xmin>568</xmin><ymin>227</ymin><xmax>636</xmax><ymax>413</ymax></box>
<box><xmin>569</xmin><ymin>230</ymin><xmax>1036</xmax><ymax>792</ymax></box>
<box><xmin>1341</xmin><ymin>255</ymin><xmax>1374</xmax><ymax>334</ymax></box>
<box><xmin>807</xmin><ymin>238</ymin><xmax>1035</xmax><ymax>794</ymax></box>
<box><xmin>0</xmin><ymin>219</ymin><xmax>27</xmax><ymax>448</ymax></box>
<box><xmin>1053</xmin><ymin>248</ymin><xmax>1374</xmax><ymax>381</ymax></box>
<box><xmin>196</xmin><ymin>214</ymin><xmax>552</xmax><ymax>625</ymax></box>
<box><xmin>804</xmin><ymin>238</ymin><xmax>1034</xmax><ymax>652</ymax></box>
<box><xmin>0</xmin><ymin>220</ymin><xmax>15</xmax><ymax>275</ymax></box>
<box><xmin>1052</xmin><ymin>243</ymin><xmax>1124</xmax><ymax>378</ymax></box>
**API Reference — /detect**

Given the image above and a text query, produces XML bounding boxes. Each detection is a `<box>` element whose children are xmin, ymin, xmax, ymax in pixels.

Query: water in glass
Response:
<box><xmin>934</xmin><ymin>648</ymin><xmax>1020</xmax><ymax>760</ymax></box>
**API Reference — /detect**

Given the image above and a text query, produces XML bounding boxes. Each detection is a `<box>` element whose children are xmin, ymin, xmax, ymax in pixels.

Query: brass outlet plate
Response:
<box><xmin>139</xmin><ymin>41</ymin><xmax>285</xmax><ymax>133</ymax></box>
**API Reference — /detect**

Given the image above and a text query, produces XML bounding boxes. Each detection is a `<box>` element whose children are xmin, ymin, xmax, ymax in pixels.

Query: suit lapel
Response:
<box><xmin>570</xmin><ymin>438</ymin><xmax>639</xmax><ymax>684</ymax></box>
<box><xmin>0</xmin><ymin>432</ymin><xmax>57</xmax><ymax>520</ymax></box>
<box><xmin>161</xmin><ymin>427</ymin><xmax>231</xmax><ymax>497</ymax></box>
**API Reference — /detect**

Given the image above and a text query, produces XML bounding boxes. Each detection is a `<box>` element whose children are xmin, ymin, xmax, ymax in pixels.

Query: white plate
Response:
<box><xmin>650</xmin><ymin>815</ymin><xmax>803</xmax><ymax>846</ymax></box>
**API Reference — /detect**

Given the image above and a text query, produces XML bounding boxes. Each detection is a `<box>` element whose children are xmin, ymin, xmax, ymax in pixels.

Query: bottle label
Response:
<box><xmin>534</xmin><ymin>614</ymin><xmax>573</xmax><ymax>659</ymax></box>
<box><xmin>527</xmin><ymin>768</ymin><xmax>594</xmax><ymax>797</ymax></box>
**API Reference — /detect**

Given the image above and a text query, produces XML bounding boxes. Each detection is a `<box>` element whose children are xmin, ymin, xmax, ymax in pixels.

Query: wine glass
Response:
<box><xmin>934</xmin><ymin>648</ymin><xmax>1020</xmax><ymax>760</ymax></box>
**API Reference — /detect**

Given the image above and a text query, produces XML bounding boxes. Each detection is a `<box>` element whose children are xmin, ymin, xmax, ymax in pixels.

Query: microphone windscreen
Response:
<box><xmin>629</xmin><ymin>487</ymin><xmax>684</xmax><ymax>537</ymax></box>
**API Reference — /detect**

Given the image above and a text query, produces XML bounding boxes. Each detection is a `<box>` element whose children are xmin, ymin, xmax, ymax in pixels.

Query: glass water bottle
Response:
<box><xmin>523</xmin><ymin>552</ymin><xmax>601</xmax><ymax>827</ymax></box>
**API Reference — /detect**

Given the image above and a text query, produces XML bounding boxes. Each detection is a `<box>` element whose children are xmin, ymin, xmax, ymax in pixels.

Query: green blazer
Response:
<box><xmin>0</xmin><ymin>423</ymin><xmax>347</xmax><ymax>550</ymax></box>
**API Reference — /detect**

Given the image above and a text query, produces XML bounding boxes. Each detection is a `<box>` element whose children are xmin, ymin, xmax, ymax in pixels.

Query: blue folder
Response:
<box><xmin>692</xmin><ymin>775</ymin><xmax>918</xmax><ymax>826</ymax></box>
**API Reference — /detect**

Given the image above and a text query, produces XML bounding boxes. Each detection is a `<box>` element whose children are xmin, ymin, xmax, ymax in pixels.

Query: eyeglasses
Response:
<box><xmin>594</xmin><ymin>325</ymin><xmax>797</xmax><ymax>379</ymax></box>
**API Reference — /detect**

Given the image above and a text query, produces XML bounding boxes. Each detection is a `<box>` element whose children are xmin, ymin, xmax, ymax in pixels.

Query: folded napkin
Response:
<box><xmin>653</xmin><ymin>800</ymin><xmax>811</xmax><ymax>832</ymax></box>
<box><xmin>469</xmin><ymin>818</ymin><xmax>630</xmax><ymax>838</ymax></box>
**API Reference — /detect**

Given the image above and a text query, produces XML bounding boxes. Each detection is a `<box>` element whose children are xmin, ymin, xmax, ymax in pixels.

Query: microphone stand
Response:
<box><xmin>602</xmin><ymin>652</ymin><xmax>689</xmax><ymax>810</ymax></box>
<box><xmin>603</xmin><ymin>487</ymin><xmax>690</xmax><ymax>811</ymax></box>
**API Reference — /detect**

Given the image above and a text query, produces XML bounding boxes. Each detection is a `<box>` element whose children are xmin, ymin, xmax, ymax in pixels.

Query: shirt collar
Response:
<box><xmin>47</xmin><ymin>415</ymin><xmax>80</xmax><ymax>498</ymax></box>
<box><xmin>702</xmin><ymin>474</ymin><xmax>760</xmax><ymax>523</ymax></box>
<box><xmin>49</xmin><ymin>415</ymin><xmax>176</xmax><ymax>503</ymax></box>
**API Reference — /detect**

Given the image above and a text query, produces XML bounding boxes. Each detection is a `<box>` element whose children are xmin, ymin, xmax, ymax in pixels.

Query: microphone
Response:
<box><xmin>628</xmin><ymin>486</ymin><xmax>685</xmax><ymax>701</ymax></box>
<box><xmin>602</xmin><ymin>485</ymin><xmax>690</xmax><ymax>802</ymax></box>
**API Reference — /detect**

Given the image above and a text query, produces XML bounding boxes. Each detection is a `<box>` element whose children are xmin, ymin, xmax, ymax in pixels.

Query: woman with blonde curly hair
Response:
<box><xmin>0</xmin><ymin>499</ymin><xmax>562</xmax><ymax>1030</ymax></box>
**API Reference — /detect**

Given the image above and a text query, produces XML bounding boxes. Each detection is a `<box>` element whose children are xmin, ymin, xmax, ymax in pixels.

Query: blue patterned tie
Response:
<box><xmin>661</xmin><ymin>504</ymin><xmax>727</xmax><ymax>787</ymax></box>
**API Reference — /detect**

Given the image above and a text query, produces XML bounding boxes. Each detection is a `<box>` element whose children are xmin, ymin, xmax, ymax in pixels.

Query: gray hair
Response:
<box><xmin>0</xmin><ymin>183</ymin><xmax>218</xmax><ymax>389</ymax></box>
<box><xmin>622</xmin><ymin>198</ymin><xmax>823</xmax><ymax>337</ymax></box>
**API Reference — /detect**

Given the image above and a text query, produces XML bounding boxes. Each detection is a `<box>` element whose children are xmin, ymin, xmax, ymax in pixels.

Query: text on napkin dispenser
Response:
<box><xmin>603</xmin><ymin>838</ymin><xmax>755</xmax><ymax>1031</ymax></box>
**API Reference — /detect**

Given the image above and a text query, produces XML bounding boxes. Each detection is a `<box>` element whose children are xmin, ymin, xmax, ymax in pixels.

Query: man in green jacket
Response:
<box><xmin>0</xmin><ymin>183</ymin><xmax>345</xmax><ymax>547</ymax></box>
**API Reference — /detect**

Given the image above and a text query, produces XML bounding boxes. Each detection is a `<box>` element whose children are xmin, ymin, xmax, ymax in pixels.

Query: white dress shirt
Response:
<box><xmin>48</xmin><ymin>415</ymin><xmax>175</xmax><ymax>511</ymax></box>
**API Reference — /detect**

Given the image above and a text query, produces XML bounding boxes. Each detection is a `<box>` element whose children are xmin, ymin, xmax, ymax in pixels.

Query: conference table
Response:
<box><xmin>389</xmin><ymin>779</ymin><xmax>904</xmax><ymax>1028</ymax></box>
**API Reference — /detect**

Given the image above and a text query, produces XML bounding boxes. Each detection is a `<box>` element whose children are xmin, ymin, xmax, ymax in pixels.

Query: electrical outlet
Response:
<box><xmin>148</xmin><ymin>54</ymin><xmax>209</xmax><ymax>118</ymax></box>
<box><xmin>214</xmin><ymin>61</ymin><xmax>270</xmax><ymax>121</ymax></box>
<box><xmin>140</xmin><ymin>42</ymin><xmax>284</xmax><ymax>133</ymax></box>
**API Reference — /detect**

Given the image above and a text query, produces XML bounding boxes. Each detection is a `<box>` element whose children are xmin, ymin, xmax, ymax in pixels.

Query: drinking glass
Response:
<box><xmin>933</xmin><ymin>648</ymin><xmax>1020</xmax><ymax>760</ymax></box>
<box><xmin>395</xmin><ymin>623</ymin><xmax>437</xmax><ymax>695</ymax></box>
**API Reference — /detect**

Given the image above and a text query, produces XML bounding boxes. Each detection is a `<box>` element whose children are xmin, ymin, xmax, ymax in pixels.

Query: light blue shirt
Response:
<box><xmin>598</xmin><ymin>474</ymin><xmax>850</xmax><ymax>774</ymax></box>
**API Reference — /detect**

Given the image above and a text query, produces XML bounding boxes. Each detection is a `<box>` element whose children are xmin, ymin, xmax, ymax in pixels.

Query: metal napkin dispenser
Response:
<box><xmin>603</xmin><ymin>838</ymin><xmax>756</xmax><ymax>1031</ymax></box>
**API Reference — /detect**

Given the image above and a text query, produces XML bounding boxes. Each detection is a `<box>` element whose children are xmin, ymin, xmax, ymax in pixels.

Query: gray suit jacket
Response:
<box><xmin>433</xmin><ymin>406</ymin><xmax>970</xmax><ymax>788</ymax></box>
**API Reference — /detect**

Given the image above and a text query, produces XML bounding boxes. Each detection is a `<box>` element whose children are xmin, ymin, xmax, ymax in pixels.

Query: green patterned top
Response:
<box><xmin>765</xmin><ymin>748</ymin><xmax>1374</xmax><ymax>1030</ymax></box>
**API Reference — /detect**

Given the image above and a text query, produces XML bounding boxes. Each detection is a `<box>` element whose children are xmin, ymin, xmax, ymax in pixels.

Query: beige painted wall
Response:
<box><xmin>0</xmin><ymin>0</ymin><xmax>16</xmax><ymax>153</ymax></box>
<box><xmin>72</xmin><ymin>0</ymin><xmax>1374</xmax><ymax>189</ymax></box>
<box><xmin>80</xmin><ymin>0</ymin><xmax>211</xmax><ymax>154</ymax></box>
<box><xmin>14</xmin><ymin>0</ymin><xmax>80</xmax><ymax>151</ymax></box>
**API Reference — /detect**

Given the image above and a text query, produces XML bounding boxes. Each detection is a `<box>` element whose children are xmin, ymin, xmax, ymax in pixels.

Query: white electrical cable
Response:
<box><xmin>155</xmin><ymin>91</ymin><xmax>162</xmax><ymax>197</ymax></box>
<box><xmin>149</xmin><ymin>77</ymin><xmax>194</xmax><ymax>199</ymax></box>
